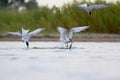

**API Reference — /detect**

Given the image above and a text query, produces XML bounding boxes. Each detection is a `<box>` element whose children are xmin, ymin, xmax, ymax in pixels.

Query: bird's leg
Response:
<box><xmin>69</xmin><ymin>38</ymin><xmax>73</xmax><ymax>49</ymax></box>
<box><xmin>26</xmin><ymin>41</ymin><xmax>29</xmax><ymax>48</ymax></box>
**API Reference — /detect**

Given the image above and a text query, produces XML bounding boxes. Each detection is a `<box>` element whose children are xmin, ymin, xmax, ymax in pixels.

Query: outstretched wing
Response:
<box><xmin>7</xmin><ymin>32</ymin><xmax>22</xmax><ymax>36</ymax></box>
<box><xmin>74</xmin><ymin>4</ymin><xmax>87</xmax><ymax>9</ymax></box>
<box><xmin>75</xmin><ymin>3</ymin><xmax>87</xmax><ymax>8</ymax></box>
<box><xmin>90</xmin><ymin>4</ymin><xmax>111</xmax><ymax>10</ymax></box>
<box><xmin>74</xmin><ymin>4</ymin><xmax>91</xmax><ymax>13</ymax></box>
<box><xmin>69</xmin><ymin>26</ymin><xmax>89</xmax><ymax>38</ymax></box>
<box><xmin>80</xmin><ymin>3</ymin><xmax>87</xmax><ymax>7</ymax></box>
<box><xmin>28</xmin><ymin>28</ymin><xmax>45</xmax><ymax>37</ymax></box>
<box><xmin>57</xmin><ymin>27</ymin><xmax>68</xmax><ymax>41</ymax></box>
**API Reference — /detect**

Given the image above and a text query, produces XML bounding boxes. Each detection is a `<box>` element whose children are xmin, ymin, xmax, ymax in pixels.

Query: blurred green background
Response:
<box><xmin>0</xmin><ymin>0</ymin><xmax>120</xmax><ymax>34</ymax></box>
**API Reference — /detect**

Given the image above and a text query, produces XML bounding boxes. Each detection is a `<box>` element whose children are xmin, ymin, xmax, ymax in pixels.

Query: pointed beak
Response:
<box><xmin>26</xmin><ymin>41</ymin><xmax>29</xmax><ymax>48</ymax></box>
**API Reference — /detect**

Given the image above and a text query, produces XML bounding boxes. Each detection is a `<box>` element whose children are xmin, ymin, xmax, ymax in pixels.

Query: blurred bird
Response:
<box><xmin>74</xmin><ymin>3</ymin><xmax>111</xmax><ymax>15</ymax></box>
<box><xmin>57</xmin><ymin>26</ymin><xmax>89</xmax><ymax>49</ymax></box>
<box><xmin>7</xmin><ymin>27</ymin><xmax>45</xmax><ymax>48</ymax></box>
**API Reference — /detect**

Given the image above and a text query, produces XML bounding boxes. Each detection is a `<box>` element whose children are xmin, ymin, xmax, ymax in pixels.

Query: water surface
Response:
<box><xmin>0</xmin><ymin>42</ymin><xmax>120</xmax><ymax>80</ymax></box>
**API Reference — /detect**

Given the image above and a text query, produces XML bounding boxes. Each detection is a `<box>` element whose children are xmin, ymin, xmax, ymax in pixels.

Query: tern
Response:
<box><xmin>57</xmin><ymin>26</ymin><xmax>89</xmax><ymax>49</ymax></box>
<box><xmin>74</xmin><ymin>3</ymin><xmax>111</xmax><ymax>15</ymax></box>
<box><xmin>7</xmin><ymin>27</ymin><xmax>45</xmax><ymax>48</ymax></box>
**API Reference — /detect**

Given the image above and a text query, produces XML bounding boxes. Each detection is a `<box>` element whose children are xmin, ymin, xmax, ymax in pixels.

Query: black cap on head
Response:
<box><xmin>89</xmin><ymin>12</ymin><xmax>91</xmax><ymax>15</ymax></box>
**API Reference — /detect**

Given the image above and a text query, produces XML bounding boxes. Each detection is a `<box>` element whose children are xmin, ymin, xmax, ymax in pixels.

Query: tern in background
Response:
<box><xmin>8</xmin><ymin>27</ymin><xmax>45</xmax><ymax>48</ymax></box>
<box><xmin>74</xmin><ymin>3</ymin><xmax>111</xmax><ymax>15</ymax></box>
<box><xmin>57</xmin><ymin>26</ymin><xmax>89</xmax><ymax>49</ymax></box>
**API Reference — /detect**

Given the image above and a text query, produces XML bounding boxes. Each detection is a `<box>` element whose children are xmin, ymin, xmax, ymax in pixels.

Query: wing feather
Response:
<box><xmin>70</xmin><ymin>26</ymin><xmax>89</xmax><ymax>32</ymax></box>
<box><xmin>57</xmin><ymin>27</ymin><xmax>68</xmax><ymax>41</ymax></box>
<box><xmin>90</xmin><ymin>4</ymin><xmax>111</xmax><ymax>10</ymax></box>
<box><xmin>28</xmin><ymin>28</ymin><xmax>45</xmax><ymax>37</ymax></box>
<box><xmin>75</xmin><ymin>4</ymin><xmax>88</xmax><ymax>10</ymax></box>
<box><xmin>69</xmin><ymin>26</ymin><xmax>89</xmax><ymax>38</ymax></box>
<box><xmin>7</xmin><ymin>32</ymin><xmax>22</xmax><ymax>36</ymax></box>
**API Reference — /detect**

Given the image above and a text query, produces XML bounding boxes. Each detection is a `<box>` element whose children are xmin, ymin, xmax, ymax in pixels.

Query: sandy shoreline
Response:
<box><xmin>0</xmin><ymin>33</ymin><xmax>120</xmax><ymax>42</ymax></box>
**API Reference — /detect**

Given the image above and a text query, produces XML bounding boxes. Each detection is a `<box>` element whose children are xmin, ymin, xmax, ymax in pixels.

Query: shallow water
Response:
<box><xmin>0</xmin><ymin>42</ymin><xmax>120</xmax><ymax>80</ymax></box>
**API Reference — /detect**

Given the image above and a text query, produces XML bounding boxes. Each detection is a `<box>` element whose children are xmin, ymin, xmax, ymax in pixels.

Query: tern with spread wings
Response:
<box><xmin>7</xmin><ymin>27</ymin><xmax>45</xmax><ymax>48</ymax></box>
<box><xmin>57</xmin><ymin>26</ymin><xmax>89</xmax><ymax>49</ymax></box>
<box><xmin>74</xmin><ymin>3</ymin><xmax>111</xmax><ymax>15</ymax></box>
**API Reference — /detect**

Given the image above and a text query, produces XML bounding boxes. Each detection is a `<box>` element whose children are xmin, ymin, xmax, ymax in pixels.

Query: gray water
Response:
<box><xmin>0</xmin><ymin>42</ymin><xmax>120</xmax><ymax>80</ymax></box>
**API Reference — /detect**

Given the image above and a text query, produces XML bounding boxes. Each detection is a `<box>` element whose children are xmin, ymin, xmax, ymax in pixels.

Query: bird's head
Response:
<box><xmin>89</xmin><ymin>12</ymin><xmax>91</xmax><ymax>15</ymax></box>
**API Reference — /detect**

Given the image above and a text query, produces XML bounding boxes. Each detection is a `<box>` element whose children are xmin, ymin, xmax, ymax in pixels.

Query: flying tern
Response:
<box><xmin>74</xmin><ymin>3</ymin><xmax>111</xmax><ymax>15</ymax></box>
